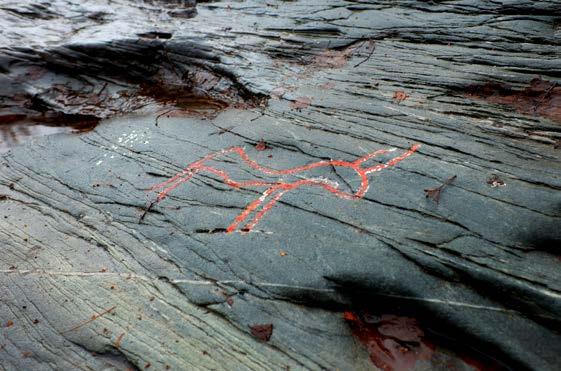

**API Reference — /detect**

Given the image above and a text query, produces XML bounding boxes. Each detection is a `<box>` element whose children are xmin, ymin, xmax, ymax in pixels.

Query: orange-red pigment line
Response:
<box><xmin>149</xmin><ymin>144</ymin><xmax>420</xmax><ymax>232</ymax></box>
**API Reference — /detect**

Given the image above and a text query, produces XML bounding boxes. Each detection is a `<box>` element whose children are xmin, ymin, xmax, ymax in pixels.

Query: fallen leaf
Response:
<box><xmin>255</xmin><ymin>140</ymin><xmax>270</xmax><ymax>151</ymax></box>
<box><xmin>5</xmin><ymin>320</ymin><xmax>14</xmax><ymax>328</ymax></box>
<box><xmin>487</xmin><ymin>174</ymin><xmax>506</xmax><ymax>187</ymax></box>
<box><xmin>424</xmin><ymin>187</ymin><xmax>442</xmax><ymax>204</ymax></box>
<box><xmin>393</xmin><ymin>90</ymin><xmax>409</xmax><ymax>103</ymax></box>
<box><xmin>424</xmin><ymin>175</ymin><xmax>457</xmax><ymax>204</ymax></box>
<box><xmin>250</xmin><ymin>323</ymin><xmax>273</xmax><ymax>342</ymax></box>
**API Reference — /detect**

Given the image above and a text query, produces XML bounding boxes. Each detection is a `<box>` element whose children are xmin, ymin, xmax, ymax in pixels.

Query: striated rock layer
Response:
<box><xmin>1</xmin><ymin>1</ymin><xmax>561</xmax><ymax>370</ymax></box>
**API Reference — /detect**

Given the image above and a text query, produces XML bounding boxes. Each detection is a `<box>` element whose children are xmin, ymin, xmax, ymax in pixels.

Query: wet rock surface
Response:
<box><xmin>1</xmin><ymin>1</ymin><xmax>561</xmax><ymax>370</ymax></box>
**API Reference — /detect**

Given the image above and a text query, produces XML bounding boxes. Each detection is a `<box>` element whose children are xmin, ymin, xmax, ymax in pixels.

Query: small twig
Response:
<box><xmin>63</xmin><ymin>305</ymin><xmax>116</xmax><ymax>333</ymax></box>
<box><xmin>154</xmin><ymin>109</ymin><xmax>177</xmax><ymax>126</ymax></box>
<box><xmin>250</xmin><ymin>111</ymin><xmax>266</xmax><ymax>122</ymax></box>
<box><xmin>114</xmin><ymin>332</ymin><xmax>126</xmax><ymax>349</ymax></box>
<box><xmin>139</xmin><ymin>200</ymin><xmax>156</xmax><ymax>223</ymax></box>
<box><xmin>353</xmin><ymin>39</ymin><xmax>376</xmax><ymax>68</ymax></box>
<box><xmin>424</xmin><ymin>175</ymin><xmax>457</xmax><ymax>204</ymax></box>
<box><xmin>209</xmin><ymin>126</ymin><xmax>235</xmax><ymax>136</ymax></box>
<box><xmin>97</xmin><ymin>82</ymin><xmax>108</xmax><ymax>96</ymax></box>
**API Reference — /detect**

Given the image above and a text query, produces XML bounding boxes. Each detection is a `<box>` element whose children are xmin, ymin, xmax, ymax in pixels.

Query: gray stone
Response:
<box><xmin>1</xmin><ymin>1</ymin><xmax>561</xmax><ymax>370</ymax></box>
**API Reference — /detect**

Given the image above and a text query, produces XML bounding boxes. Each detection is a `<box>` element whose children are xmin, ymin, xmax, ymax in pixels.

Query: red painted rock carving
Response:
<box><xmin>149</xmin><ymin>144</ymin><xmax>420</xmax><ymax>233</ymax></box>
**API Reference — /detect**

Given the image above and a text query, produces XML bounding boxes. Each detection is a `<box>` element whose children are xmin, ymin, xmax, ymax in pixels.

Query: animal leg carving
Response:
<box><xmin>240</xmin><ymin>189</ymin><xmax>288</xmax><ymax>232</ymax></box>
<box><xmin>226</xmin><ymin>186</ymin><xmax>280</xmax><ymax>233</ymax></box>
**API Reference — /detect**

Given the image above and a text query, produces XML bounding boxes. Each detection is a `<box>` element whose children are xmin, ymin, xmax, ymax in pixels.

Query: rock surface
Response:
<box><xmin>1</xmin><ymin>1</ymin><xmax>561</xmax><ymax>370</ymax></box>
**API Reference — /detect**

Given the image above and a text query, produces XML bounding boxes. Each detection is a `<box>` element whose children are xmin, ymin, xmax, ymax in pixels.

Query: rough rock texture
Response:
<box><xmin>1</xmin><ymin>1</ymin><xmax>561</xmax><ymax>370</ymax></box>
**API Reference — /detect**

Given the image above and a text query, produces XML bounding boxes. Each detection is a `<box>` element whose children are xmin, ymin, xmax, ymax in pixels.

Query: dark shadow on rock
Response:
<box><xmin>0</xmin><ymin>38</ymin><xmax>266</xmax><ymax>151</ymax></box>
<box><xmin>326</xmin><ymin>276</ymin><xmax>520</xmax><ymax>371</ymax></box>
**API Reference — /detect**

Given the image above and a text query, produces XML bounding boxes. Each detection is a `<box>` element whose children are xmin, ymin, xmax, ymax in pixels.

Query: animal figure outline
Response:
<box><xmin>149</xmin><ymin>143</ymin><xmax>420</xmax><ymax>233</ymax></box>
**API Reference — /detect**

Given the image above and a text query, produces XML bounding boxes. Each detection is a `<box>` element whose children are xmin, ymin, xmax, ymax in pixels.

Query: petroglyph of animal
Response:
<box><xmin>149</xmin><ymin>144</ymin><xmax>420</xmax><ymax>232</ymax></box>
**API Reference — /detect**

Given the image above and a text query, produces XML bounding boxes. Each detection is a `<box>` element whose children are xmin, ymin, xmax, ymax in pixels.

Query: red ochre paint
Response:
<box><xmin>149</xmin><ymin>144</ymin><xmax>420</xmax><ymax>232</ymax></box>
<box><xmin>344</xmin><ymin>311</ymin><xmax>434</xmax><ymax>371</ymax></box>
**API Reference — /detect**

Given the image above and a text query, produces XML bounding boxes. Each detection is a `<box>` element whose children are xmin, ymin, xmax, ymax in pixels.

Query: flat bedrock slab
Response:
<box><xmin>1</xmin><ymin>1</ymin><xmax>561</xmax><ymax>370</ymax></box>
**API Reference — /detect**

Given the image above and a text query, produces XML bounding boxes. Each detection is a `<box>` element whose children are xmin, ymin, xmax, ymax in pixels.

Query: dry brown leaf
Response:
<box><xmin>393</xmin><ymin>90</ymin><xmax>409</xmax><ymax>103</ymax></box>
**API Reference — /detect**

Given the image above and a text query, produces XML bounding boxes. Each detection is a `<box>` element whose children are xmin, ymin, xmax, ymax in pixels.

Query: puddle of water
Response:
<box><xmin>0</xmin><ymin>1</ymin><xmax>254</xmax><ymax>153</ymax></box>
<box><xmin>0</xmin><ymin>114</ymin><xmax>99</xmax><ymax>153</ymax></box>
<box><xmin>0</xmin><ymin>75</ymin><xmax>264</xmax><ymax>153</ymax></box>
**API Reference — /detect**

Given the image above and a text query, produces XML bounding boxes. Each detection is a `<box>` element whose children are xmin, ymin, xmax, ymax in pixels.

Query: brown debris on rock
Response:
<box><xmin>289</xmin><ymin>97</ymin><xmax>312</xmax><ymax>110</ymax></box>
<box><xmin>465</xmin><ymin>78</ymin><xmax>561</xmax><ymax>123</ymax></box>
<box><xmin>249</xmin><ymin>324</ymin><xmax>273</xmax><ymax>342</ymax></box>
